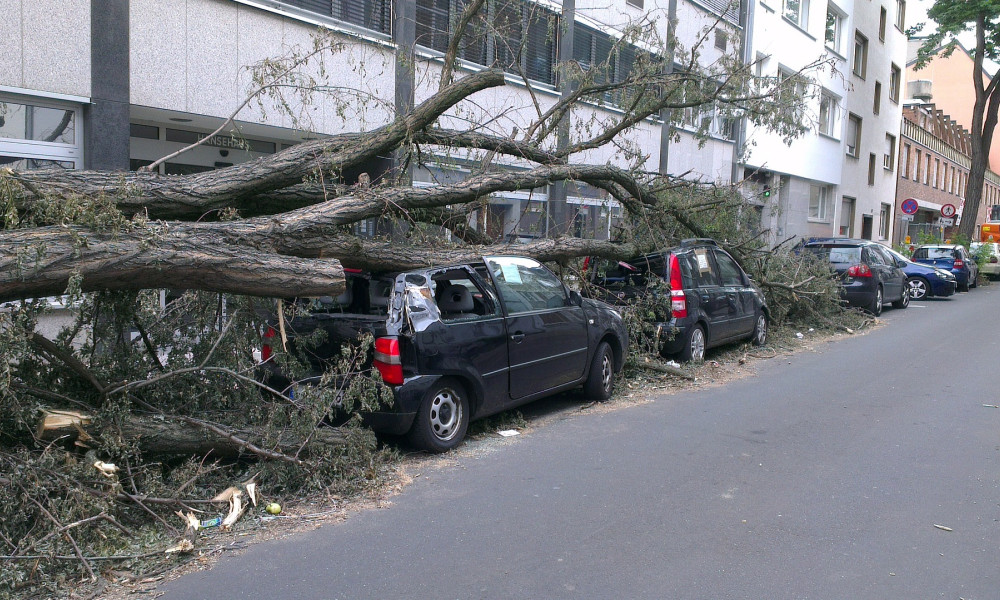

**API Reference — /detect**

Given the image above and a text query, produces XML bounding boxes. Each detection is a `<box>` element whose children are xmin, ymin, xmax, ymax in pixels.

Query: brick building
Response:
<box><xmin>895</xmin><ymin>102</ymin><xmax>1000</xmax><ymax>245</ymax></box>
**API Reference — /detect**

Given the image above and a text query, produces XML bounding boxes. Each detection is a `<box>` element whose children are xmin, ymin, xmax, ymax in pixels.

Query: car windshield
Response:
<box><xmin>804</xmin><ymin>245</ymin><xmax>862</xmax><ymax>264</ymax></box>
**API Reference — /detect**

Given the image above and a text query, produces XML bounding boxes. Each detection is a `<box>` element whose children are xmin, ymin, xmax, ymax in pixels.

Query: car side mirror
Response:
<box><xmin>897</xmin><ymin>259</ymin><xmax>907</xmax><ymax>268</ymax></box>
<box><xmin>568</xmin><ymin>290</ymin><xmax>583</xmax><ymax>307</ymax></box>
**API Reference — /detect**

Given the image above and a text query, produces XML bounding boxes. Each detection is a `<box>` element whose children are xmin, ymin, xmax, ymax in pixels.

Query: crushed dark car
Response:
<box><xmin>259</xmin><ymin>256</ymin><xmax>628</xmax><ymax>452</ymax></box>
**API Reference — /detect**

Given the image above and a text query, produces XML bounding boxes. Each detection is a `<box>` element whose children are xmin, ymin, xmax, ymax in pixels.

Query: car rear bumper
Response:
<box><xmin>979</xmin><ymin>263</ymin><xmax>1000</xmax><ymax>277</ymax></box>
<box><xmin>841</xmin><ymin>279</ymin><xmax>878</xmax><ymax>308</ymax></box>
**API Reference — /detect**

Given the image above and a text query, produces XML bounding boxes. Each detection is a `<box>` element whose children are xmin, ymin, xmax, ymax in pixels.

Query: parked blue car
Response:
<box><xmin>910</xmin><ymin>244</ymin><xmax>979</xmax><ymax>292</ymax></box>
<box><xmin>885</xmin><ymin>247</ymin><xmax>957</xmax><ymax>300</ymax></box>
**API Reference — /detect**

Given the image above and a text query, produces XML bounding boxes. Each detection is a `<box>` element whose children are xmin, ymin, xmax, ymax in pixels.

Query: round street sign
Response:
<box><xmin>901</xmin><ymin>198</ymin><xmax>919</xmax><ymax>215</ymax></box>
<box><xmin>941</xmin><ymin>203</ymin><xmax>957</xmax><ymax>218</ymax></box>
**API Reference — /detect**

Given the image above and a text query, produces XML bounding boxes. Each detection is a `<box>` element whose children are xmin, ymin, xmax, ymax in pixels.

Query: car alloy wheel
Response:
<box><xmin>907</xmin><ymin>277</ymin><xmax>929</xmax><ymax>300</ymax></box>
<box><xmin>685</xmin><ymin>325</ymin><xmax>706</xmax><ymax>362</ymax></box>
<box><xmin>584</xmin><ymin>342</ymin><xmax>615</xmax><ymax>401</ymax></box>
<box><xmin>752</xmin><ymin>313</ymin><xmax>767</xmax><ymax>346</ymax></box>
<box><xmin>892</xmin><ymin>286</ymin><xmax>910</xmax><ymax>309</ymax></box>
<box><xmin>868</xmin><ymin>287</ymin><xmax>883</xmax><ymax>316</ymax></box>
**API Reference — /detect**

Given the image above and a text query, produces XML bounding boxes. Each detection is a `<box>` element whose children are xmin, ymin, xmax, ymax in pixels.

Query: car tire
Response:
<box><xmin>892</xmin><ymin>286</ymin><xmax>910</xmax><ymax>309</ymax></box>
<box><xmin>584</xmin><ymin>341</ymin><xmax>615</xmax><ymax>402</ymax></box>
<box><xmin>907</xmin><ymin>277</ymin><xmax>930</xmax><ymax>300</ymax></box>
<box><xmin>678</xmin><ymin>324</ymin><xmax>706</xmax><ymax>362</ymax></box>
<box><xmin>751</xmin><ymin>312</ymin><xmax>767</xmax><ymax>346</ymax></box>
<box><xmin>971</xmin><ymin>274</ymin><xmax>978</xmax><ymax>288</ymax></box>
<box><xmin>866</xmin><ymin>286</ymin><xmax>883</xmax><ymax>316</ymax></box>
<box><xmin>407</xmin><ymin>378</ymin><xmax>470</xmax><ymax>453</ymax></box>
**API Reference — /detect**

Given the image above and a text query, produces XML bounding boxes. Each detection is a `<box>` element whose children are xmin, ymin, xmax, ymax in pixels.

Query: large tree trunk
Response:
<box><xmin>39</xmin><ymin>411</ymin><xmax>346</xmax><ymax>458</ymax></box>
<box><xmin>1</xmin><ymin>163</ymin><xmax>647</xmax><ymax>302</ymax></box>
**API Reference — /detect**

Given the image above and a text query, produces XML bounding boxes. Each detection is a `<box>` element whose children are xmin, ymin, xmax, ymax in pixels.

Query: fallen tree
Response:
<box><xmin>0</xmin><ymin>11</ymin><xmax>839</xmax><ymax>596</ymax></box>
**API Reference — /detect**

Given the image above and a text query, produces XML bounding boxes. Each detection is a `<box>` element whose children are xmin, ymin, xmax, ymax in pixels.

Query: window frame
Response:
<box><xmin>889</xmin><ymin>64</ymin><xmax>901</xmax><ymax>103</ymax></box>
<box><xmin>783</xmin><ymin>0</ymin><xmax>811</xmax><ymax>30</ymax></box>
<box><xmin>884</xmin><ymin>133</ymin><xmax>896</xmax><ymax>170</ymax></box>
<box><xmin>846</xmin><ymin>113</ymin><xmax>862</xmax><ymax>158</ymax></box>
<box><xmin>825</xmin><ymin>3</ymin><xmax>846</xmax><ymax>54</ymax></box>
<box><xmin>853</xmin><ymin>31</ymin><xmax>868</xmax><ymax>78</ymax></box>
<box><xmin>809</xmin><ymin>184</ymin><xmax>831</xmax><ymax>221</ymax></box>
<box><xmin>818</xmin><ymin>89</ymin><xmax>841</xmax><ymax>138</ymax></box>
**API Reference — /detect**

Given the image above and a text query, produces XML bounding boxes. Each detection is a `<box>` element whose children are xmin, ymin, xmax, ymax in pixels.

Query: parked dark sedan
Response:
<box><xmin>802</xmin><ymin>239</ymin><xmax>909</xmax><ymax>316</ymax></box>
<box><xmin>585</xmin><ymin>239</ymin><xmax>768</xmax><ymax>362</ymax></box>
<box><xmin>911</xmin><ymin>244</ymin><xmax>979</xmax><ymax>291</ymax></box>
<box><xmin>260</xmin><ymin>256</ymin><xmax>628</xmax><ymax>452</ymax></box>
<box><xmin>884</xmin><ymin>247</ymin><xmax>957</xmax><ymax>300</ymax></box>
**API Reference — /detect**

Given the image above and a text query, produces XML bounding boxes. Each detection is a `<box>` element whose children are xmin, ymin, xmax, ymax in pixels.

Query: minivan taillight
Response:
<box><xmin>847</xmin><ymin>264</ymin><xmax>872</xmax><ymax>278</ymax></box>
<box><xmin>669</xmin><ymin>254</ymin><xmax>687</xmax><ymax>318</ymax></box>
<box><xmin>373</xmin><ymin>336</ymin><xmax>404</xmax><ymax>385</ymax></box>
<box><xmin>261</xmin><ymin>326</ymin><xmax>276</xmax><ymax>362</ymax></box>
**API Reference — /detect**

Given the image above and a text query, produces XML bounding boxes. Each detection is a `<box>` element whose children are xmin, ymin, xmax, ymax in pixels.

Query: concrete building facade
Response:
<box><xmin>744</xmin><ymin>0</ymin><xmax>907</xmax><ymax>245</ymax></box>
<box><xmin>1</xmin><ymin>0</ymin><xmax>748</xmax><ymax>244</ymax></box>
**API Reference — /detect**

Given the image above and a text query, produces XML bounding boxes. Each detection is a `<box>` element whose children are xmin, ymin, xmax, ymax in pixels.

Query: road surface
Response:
<box><xmin>158</xmin><ymin>287</ymin><xmax>1000</xmax><ymax>599</ymax></box>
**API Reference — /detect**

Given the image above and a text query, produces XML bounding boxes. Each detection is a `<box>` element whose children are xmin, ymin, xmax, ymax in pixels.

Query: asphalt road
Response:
<box><xmin>158</xmin><ymin>287</ymin><xmax>1000</xmax><ymax>600</ymax></box>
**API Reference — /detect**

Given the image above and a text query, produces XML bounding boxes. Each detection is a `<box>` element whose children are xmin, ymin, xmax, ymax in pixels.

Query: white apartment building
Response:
<box><xmin>1</xmin><ymin>0</ymin><xmax>748</xmax><ymax>243</ymax></box>
<box><xmin>744</xmin><ymin>0</ymin><xmax>907</xmax><ymax>243</ymax></box>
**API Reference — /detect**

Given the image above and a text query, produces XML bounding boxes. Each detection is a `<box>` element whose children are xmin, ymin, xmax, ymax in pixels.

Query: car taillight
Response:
<box><xmin>990</xmin><ymin>257</ymin><xmax>998</xmax><ymax>264</ymax></box>
<box><xmin>954</xmin><ymin>259</ymin><xmax>964</xmax><ymax>269</ymax></box>
<box><xmin>261</xmin><ymin>326</ymin><xmax>276</xmax><ymax>362</ymax></box>
<box><xmin>846</xmin><ymin>264</ymin><xmax>872</xmax><ymax>277</ymax></box>
<box><xmin>373</xmin><ymin>336</ymin><xmax>404</xmax><ymax>385</ymax></box>
<box><xmin>669</xmin><ymin>254</ymin><xmax>687</xmax><ymax>318</ymax></box>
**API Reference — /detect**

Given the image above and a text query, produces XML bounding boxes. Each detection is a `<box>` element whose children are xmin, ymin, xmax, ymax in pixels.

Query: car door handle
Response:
<box><xmin>510</xmin><ymin>332</ymin><xmax>525</xmax><ymax>343</ymax></box>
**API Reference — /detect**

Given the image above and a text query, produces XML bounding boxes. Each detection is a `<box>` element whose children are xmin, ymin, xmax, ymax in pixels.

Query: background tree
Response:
<box><xmin>915</xmin><ymin>0</ymin><xmax>1000</xmax><ymax>239</ymax></box>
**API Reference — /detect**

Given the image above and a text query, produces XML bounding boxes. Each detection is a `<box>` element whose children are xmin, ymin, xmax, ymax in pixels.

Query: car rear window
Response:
<box><xmin>913</xmin><ymin>247</ymin><xmax>955</xmax><ymax>260</ymax></box>
<box><xmin>804</xmin><ymin>245</ymin><xmax>862</xmax><ymax>264</ymax></box>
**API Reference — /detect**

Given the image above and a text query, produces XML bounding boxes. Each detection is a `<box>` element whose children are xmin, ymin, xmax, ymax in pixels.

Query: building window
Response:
<box><xmin>932</xmin><ymin>158</ymin><xmax>939</xmax><ymax>188</ymax></box>
<box><xmin>846</xmin><ymin>113</ymin><xmax>862</xmax><ymax>157</ymax></box>
<box><xmin>826</xmin><ymin>3</ymin><xmax>845</xmax><ymax>54</ymax></box>
<box><xmin>415</xmin><ymin>0</ymin><xmax>561</xmax><ymax>86</ymax></box>
<box><xmin>809</xmin><ymin>184</ymin><xmax>830</xmax><ymax>221</ymax></box>
<box><xmin>0</xmin><ymin>95</ymin><xmax>82</xmax><ymax>169</ymax></box>
<box><xmin>889</xmin><ymin>64</ymin><xmax>901</xmax><ymax>103</ymax></box>
<box><xmin>884</xmin><ymin>134</ymin><xmax>896</xmax><ymax>169</ymax></box>
<box><xmin>778</xmin><ymin>68</ymin><xmax>809</xmax><ymax>121</ymax></box>
<box><xmin>879</xmin><ymin>203</ymin><xmax>891</xmax><ymax>239</ymax></box>
<box><xmin>853</xmin><ymin>32</ymin><xmax>868</xmax><ymax>78</ymax></box>
<box><xmin>715</xmin><ymin>29</ymin><xmax>728</xmax><ymax>51</ymax></box>
<box><xmin>784</xmin><ymin>0</ymin><xmax>810</xmax><ymax>29</ymax></box>
<box><xmin>914</xmin><ymin>149</ymin><xmax>922</xmax><ymax>180</ymax></box>
<box><xmin>896</xmin><ymin>0</ymin><xmax>906</xmax><ymax>30</ymax></box>
<box><xmin>923</xmin><ymin>154</ymin><xmax>931</xmax><ymax>184</ymax></box>
<box><xmin>819</xmin><ymin>90</ymin><xmax>840</xmax><ymax>137</ymax></box>
<box><xmin>873</xmin><ymin>81</ymin><xmax>882</xmax><ymax>114</ymax></box>
<box><xmin>879</xmin><ymin>6</ymin><xmax>887</xmax><ymax>41</ymax></box>
<box><xmin>901</xmin><ymin>142</ymin><xmax>910</xmax><ymax>177</ymax></box>
<box><xmin>868</xmin><ymin>153</ymin><xmax>877</xmax><ymax>185</ymax></box>
<box><xmin>331</xmin><ymin>0</ymin><xmax>392</xmax><ymax>34</ymax></box>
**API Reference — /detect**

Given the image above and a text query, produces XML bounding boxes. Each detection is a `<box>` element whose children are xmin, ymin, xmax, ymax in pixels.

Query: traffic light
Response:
<box><xmin>762</xmin><ymin>184</ymin><xmax>771</xmax><ymax>198</ymax></box>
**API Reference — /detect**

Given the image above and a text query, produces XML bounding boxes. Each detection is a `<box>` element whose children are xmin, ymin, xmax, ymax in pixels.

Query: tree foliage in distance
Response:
<box><xmin>914</xmin><ymin>0</ymin><xmax>1000</xmax><ymax>239</ymax></box>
